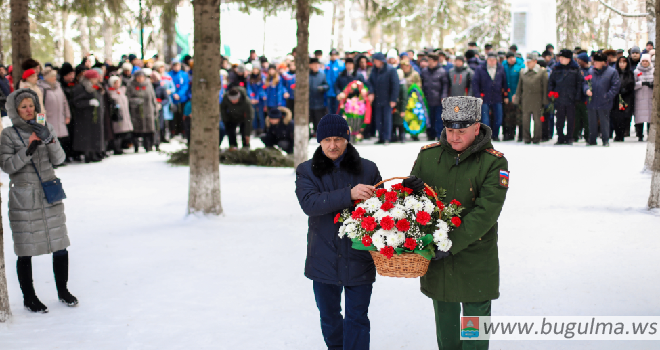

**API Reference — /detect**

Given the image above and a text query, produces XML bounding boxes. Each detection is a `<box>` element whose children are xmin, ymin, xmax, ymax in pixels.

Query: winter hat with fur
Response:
<box><xmin>21</xmin><ymin>68</ymin><xmax>36</xmax><ymax>80</ymax></box>
<box><xmin>122</xmin><ymin>62</ymin><xmax>133</xmax><ymax>71</ymax></box>
<box><xmin>108</xmin><ymin>76</ymin><xmax>121</xmax><ymax>87</ymax></box>
<box><xmin>641</xmin><ymin>54</ymin><xmax>652</xmax><ymax>63</ymax></box>
<box><xmin>441</xmin><ymin>96</ymin><xmax>482</xmax><ymax>129</ymax></box>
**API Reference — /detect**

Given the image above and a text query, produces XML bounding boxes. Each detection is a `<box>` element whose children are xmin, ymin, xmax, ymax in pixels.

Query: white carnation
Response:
<box><xmin>404</xmin><ymin>196</ymin><xmax>419</xmax><ymax>210</ymax></box>
<box><xmin>436</xmin><ymin>220</ymin><xmax>449</xmax><ymax>233</ymax></box>
<box><xmin>423</xmin><ymin>199</ymin><xmax>435</xmax><ymax>214</ymax></box>
<box><xmin>364</xmin><ymin>197</ymin><xmax>382</xmax><ymax>213</ymax></box>
<box><xmin>433</xmin><ymin>230</ymin><xmax>448</xmax><ymax>243</ymax></box>
<box><xmin>390</xmin><ymin>205</ymin><xmax>407</xmax><ymax>220</ymax></box>
<box><xmin>387</xmin><ymin>231</ymin><xmax>405</xmax><ymax>248</ymax></box>
<box><xmin>345</xmin><ymin>224</ymin><xmax>358</xmax><ymax>239</ymax></box>
<box><xmin>373</xmin><ymin>210</ymin><xmax>388</xmax><ymax>222</ymax></box>
<box><xmin>411</xmin><ymin>200</ymin><xmax>425</xmax><ymax>213</ymax></box>
<box><xmin>372</xmin><ymin>232</ymin><xmax>387</xmax><ymax>250</ymax></box>
<box><xmin>436</xmin><ymin>238</ymin><xmax>452</xmax><ymax>252</ymax></box>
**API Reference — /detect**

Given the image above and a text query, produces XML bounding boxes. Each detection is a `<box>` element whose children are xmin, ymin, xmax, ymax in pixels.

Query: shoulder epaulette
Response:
<box><xmin>420</xmin><ymin>142</ymin><xmax>441</xmax><ymax>151</ymax></box>
<box><xmin>484</xmin><ymin>148</ymin><xmax>504</xmax><ymax>158</ymax></box>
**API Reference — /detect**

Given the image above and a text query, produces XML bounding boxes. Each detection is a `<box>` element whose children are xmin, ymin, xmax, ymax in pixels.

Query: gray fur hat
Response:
<box><xmin>441</xmin><ymin>96</ymin><xmax>482</xmax><ymax>129</ymax></box>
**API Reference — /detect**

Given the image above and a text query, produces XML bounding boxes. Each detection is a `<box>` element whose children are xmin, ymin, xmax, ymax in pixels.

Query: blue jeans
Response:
<box><xmin>481</xmin><ymin>103</ymin><xmax>503</xmax><ymax>139</ymax></box>
<box><xmin>373</xmin><ymin>105</ymin><xmax>393</xmax><ymax>142</ymax></box>
<box><xmin>327</xmin><ymin>97</ymin><xmax>339</xmax><ymax>115</ymax></box>
<box><xmin>429</xmin><ymin>105</ymin><xmax>444</xmax><ymax>139</ymax></box>
<box><xmin>313</xmin><ymin>281</ymin><xmax>373</xmax><ymax>350</ymax></box>
<box><xmin>252</xmin><ymin>103</ymin><xmax>265</xmax><ymax>131</ymax></box>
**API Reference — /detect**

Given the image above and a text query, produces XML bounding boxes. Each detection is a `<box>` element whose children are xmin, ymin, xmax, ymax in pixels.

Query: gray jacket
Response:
<box><xmin>448</xmin><ymin>66</ymin><xmax>473</xmax><ymax>97</ymax></box>
<box><xmin>0</xmin><ymin>88</ymin><xmax>69</xmax><ymax>256</ymax></box>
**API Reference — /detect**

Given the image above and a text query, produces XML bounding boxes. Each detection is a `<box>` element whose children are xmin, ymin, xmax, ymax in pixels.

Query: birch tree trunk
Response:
<box><xmin>103</xmin><ymin>12</ymin><xmax>113</xmax><ymax>63</ymax></box>
<box><xmin>648</xmin><ymin>0</ymin><xmax>660</xmax><ymax>208</ymax></box>
<box><xmin>10</xmin><ymin>0</ymin><xmax>30</xmax><ymax>86</ymax></box>
<box><xmin>188</xmin><ymin>0</ymin><xmax>222</xmax><ymax>215</ymax></box>
<box><xmin>62</xmin><ymin>10</ymin><xmax>75</xmax><ymax>63</ymax></box>
<box><xmin>294</xmin><ymin>0</ymin><xmax>310</xmax><ymax>169</ymax></box>
<box><xmin>645</xmin><ymin>123</ymin><xmax>656</xmax><ymax>170</ymax></box>
<box><xmin>337</xmin><ymin>0</ymin><xmax>345</xmax><ymax>55</ymax></box>
<box><xmin>80</xmin><ymin>16</ymin><xmax>90</xmax><ymax>57</ymax></box>
<box><xmin>0</xmin><ymin>193</ymin><xmax>11</xmax><ymax>322</ymax></box>
<box><xmin>330</xmin><ymin>0</ymin><xmax>337</xmax><ymax>50</ymax></box>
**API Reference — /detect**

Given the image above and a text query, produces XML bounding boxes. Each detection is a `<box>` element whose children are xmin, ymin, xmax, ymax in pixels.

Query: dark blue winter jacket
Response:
<box><xmin>548</xmin><ymin>60</ymin><xmax>584</xmax><ymax>106</ymax></box>
<box><xmin>583</xmin><ymin>66</ymin><xmax>621</xmax><ymax>110</ymax></box>
<box><xmin>309</xmin><ymin>70</ymin><xmax>329</xmax><ymax>110</ymax></box>
<box><xmin>296</xmin><ymin>144</ymin><xmax>382</xmax><ymax>287</ymax></box>
<box><xmin>335</xmin><ymin>71</ymin><xmax>367</xmax><ymax>96</ymax></box>
<box><xmin>472</xmin><ymin>63</ymin><xmax>508</xmax><ymax>105</ymax></box>
<box><xmin>367</xmin><ymin>63</ymin><xmax>400</xmax><ymax>107</ymax></box>
<box><xmin>169</xmin><ymin>69</ymin><xmax>191</xmax><ymax>104</ymax></box>
<box><xmin>420</xmin><ymin>65</ymin><xmax>449</xmax><ymax>106</ymax></box>
<box><xmin>264</xmin><ymin>79</ymin><xmax>286</xmax><ymax>108</ymax></box>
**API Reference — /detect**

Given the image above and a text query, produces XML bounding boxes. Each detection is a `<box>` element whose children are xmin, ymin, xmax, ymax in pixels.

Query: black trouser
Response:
<box><xmin>555</xmin><ymin>104</ymin><xmax>575</xmax><ymax>143</ymax></box>
<box><xmin>635</xmin><ymin>123</ymin><xmax>648</xmax><ymax>138</ymax></box>
<box><xmin>611</xmin><ymin>111</ymin><xmax>629</xmax><ymax>141</ymax></box>
<box><xmin>112</xmin><ymin>133</ymin><xmax>131</xmax><ymax>154</ymax></box>
<box><xmin>310</xmin><ymin>108</ymin><xmax>327</xmax><ymax>135</ymax></box>
<box><xmin>224</xmin><ymin>121</ymin><xmax>250</xmax><ymax>148</ymax></box>
<box><xmin>133</xmin><ymin>132</ymin><xmax>154</xmax><ymax>152</ymax></box>
<box><xmin>588</xmin><ymin>109</ymin><xmax>611</xmax><ymax>145</ymax></box>
<box><xmin>58</xmin><ymin>137</ymin><xmax>72</xmax><ymax>161</ymax></box>
<box><xmin>171</xmin><ymin>103</ymin><xmax>185</xmax><ymax>136</ymax></box>
<box><xmin>286</xmin><ymin>99</ymin><xmax>295</xmax><ymax>121</ymax></box>
<box><xmin>262</xmin><ymin>134</ymin><xmax>294</xmax><ymax>153</ymax></box>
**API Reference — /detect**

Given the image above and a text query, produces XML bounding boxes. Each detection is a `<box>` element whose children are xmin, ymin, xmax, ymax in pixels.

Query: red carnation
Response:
<box><xmin>480</xmin><ymin>93</ymin><xmax>485</xmax><ymax>97</ymax></box>
<box><xmin>637</xmin><ymin>72</ymin><xmax>643</xmax><ymax>77</ymax></box>
<box><xmin>376</xmin><ymin>188</ymin><xmax>388</xmax><ymax>198</ymax></box>
<box><xmin>380</xmin><ymin>201</ymin><xmax>394</xmax><ymax>211</ymax></box>
<box><xmin>291</xmin><ymin>83</ymin><xmax>296</xmax><ymax>89</ymax></box>
<box><xmin>450</xmin><ymin>199</ymin><xmax>461</xmax><ymax>207</ymax></box>
<box><xmin>239</xmin><ymin>82</ymin><xmax>245</xmax><ymax>87</ymax></box>
<box><xmin>437</xmin><ymin>201</ymin><xmax>445</xmax><ymax>211</ymax></box>
<box><xmin>380</xmin><ymin>216</ymin><xmax>395</xmax><ymax>230</ymax></box>
<box><xmin>391</xmin><ymin>183</ymin><xmax>403</xmax><ymax>191</ymax></box>
<box><xmin>385</xmin><ymin>191</ymin><xmax>398</xmax><ymax>203</ymax></box>
<box><xmin>156</xmin><ymin>98</ymin><xmax>163</xmax><ymax>103</ymax></box>
<box><xmin>403</xmin><ymin>238</ymin><xmax>417</xmax><ymax>251</ymax></box>
<box><xmin>402</xmin><ymin>187</ymin><xmax>413</xmax><ymax>195</ymax></box>
<box><xmin>540</xmin><ymin>116</ymin><xmax>546</xmax><ymax>122</ymax></box>
<box><xmin>380</xmin><ymin>246</ymin><xmax>395</xmax><ymax>259</ymax></box>
<box><xmin>451</xmin><ymin>216</ymin><xmax>462</xmax><ymax>227</ymax></box>
<box><xmin>361</xmin><ymin>217</ymin><xmax>377</xmax><ymax>232</ymax></box>
<box><xmin>334</xmin><ymin>213</ymin><xmax>341</xmax><ymax>224</ymax></box>
<box><xmin>424</xmin><ymin>187</ymin><xmax>435</xmax><ymax>197</ymax></box>
<box><xmin>351</xmin><ymin>207</ymin><xmax>366</xmax><ymax>220</ymax></box>
<box><xmin>584</xmin><ymin>75</ymin><xmax>592</xmax><ymax>81</ymax></box>
<box><xmin>353</xmin><ymin>199</ymin><xmax>363</xmax><ymax>206</ymax></box>
<box><xmin>416</xmin><ymin>211</ymin><xmax>431</xmax><ymax>225</ymax></box>
<box><xmin>396</xmin><ymin>219</ymin><xmax>411</xmax><ymax>232</ymax></box>
<box><xmin>362</xmin><ymin>235</ymin><xmax>372</xmax><ymax>247</ymax></box>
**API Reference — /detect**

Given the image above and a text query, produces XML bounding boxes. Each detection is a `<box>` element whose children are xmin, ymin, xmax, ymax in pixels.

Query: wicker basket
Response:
<box><xmin>367</xmin><ymin>176</ymin><xmax>437</xmax><ymax>278</ymax></box>
<box><xmin>370</xmin><ymin>250</ymin><xmax>430</xmax><ymax>278</ymax></box>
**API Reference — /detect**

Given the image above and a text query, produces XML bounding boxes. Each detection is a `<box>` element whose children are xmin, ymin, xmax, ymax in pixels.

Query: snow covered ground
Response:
<box><xmin>0</xmin><ymin>137</ymin><xmax>659</xmax><ymax>349</ymax></box>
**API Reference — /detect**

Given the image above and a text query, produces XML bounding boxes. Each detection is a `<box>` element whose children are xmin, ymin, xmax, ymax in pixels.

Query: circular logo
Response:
<box><xmin>454</xmin><ymin>106</ymin><xmax>460</xmax><ymax>112</ymax></box>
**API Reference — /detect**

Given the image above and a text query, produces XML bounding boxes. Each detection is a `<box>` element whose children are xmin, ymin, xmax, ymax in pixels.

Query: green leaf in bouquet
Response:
<box><xmin>414</xmin><ymin>246</ymin><xmax>435</xmax><ymax>260</ymax></box>
<box><xmin>420</xmin><ymin>234</ymin><xmax>434</xmax><ymax>246</ymax></box>
<box><xmin>351</xmin><ymin>237</ymin><xmax>377</xmax><ymax>251</ymax></box>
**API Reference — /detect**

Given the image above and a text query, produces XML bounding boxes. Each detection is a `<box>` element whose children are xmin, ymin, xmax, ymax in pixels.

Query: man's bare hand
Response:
<box><xmin>351</xmin><ymin>184</ymin><xmax>375</xmax><ymax>200</ymax></box>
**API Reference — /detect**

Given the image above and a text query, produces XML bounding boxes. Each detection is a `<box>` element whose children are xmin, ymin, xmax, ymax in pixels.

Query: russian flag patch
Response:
<box><xmin>499</xmin><ymin>170</ymin><xmax>509</xmax><ymax>188</ymax></box>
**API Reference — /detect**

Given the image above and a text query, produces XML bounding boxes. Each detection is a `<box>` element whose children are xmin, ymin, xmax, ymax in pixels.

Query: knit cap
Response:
<box><xmin>316</xmin><ymin>114</ymin><xmax>350</xmax><ymax>143</ymax></box>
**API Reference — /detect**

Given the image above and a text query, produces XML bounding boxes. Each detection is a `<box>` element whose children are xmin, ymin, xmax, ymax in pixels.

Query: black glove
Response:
<box><xmin>432</xmin><ymin>248</ymin><xmax>451</xmax><ymax>261</ymax></box>
<box><xmin>30</xmin><ymin>123</ymin><xmax>54</xmax><ymax>144</ymax></box>
<box><xmin>26</xmin><ymin>140</ymin><xmax>42</xmax><ymax>156</ymax></box>
<box><xmin>402</xmin><ymin>175</ymin><xmax>425</xmax><ymax>194</ymax></box>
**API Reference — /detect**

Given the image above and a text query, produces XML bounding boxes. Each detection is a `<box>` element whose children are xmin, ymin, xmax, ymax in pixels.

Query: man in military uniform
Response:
<box><xmin>403</xmin><ymin>96</ymin><xmax>509</xmax><ymax>350</ymax></box>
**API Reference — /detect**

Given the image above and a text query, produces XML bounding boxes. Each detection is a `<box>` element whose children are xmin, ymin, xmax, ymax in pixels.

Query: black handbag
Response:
<box><xmin>13</xmin><ymin>126</ymin><xmax>66</xmax><ymax>204</ymax></box>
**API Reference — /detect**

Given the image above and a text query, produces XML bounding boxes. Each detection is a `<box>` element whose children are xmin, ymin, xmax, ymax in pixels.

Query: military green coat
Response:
<box><xmin>411</xmin><ymin>125</ymin><xmax>508</xmax><ymax>302</ymax></box>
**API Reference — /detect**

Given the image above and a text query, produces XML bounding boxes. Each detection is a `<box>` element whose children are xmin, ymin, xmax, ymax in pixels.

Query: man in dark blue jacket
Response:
<box><xmin>472</xmin><ymin>53</ymin><xmax>508</xmax><ymax>140</ymax></box>
<box><xmin>421</xmin><ymin>53</ymin><xmax>449</xmax><ymax>140</ymax></box>
<box><xmin>296</xmin><ymin>114</ymin><xmax>382</xmax><ymax>350</ymax></box>
<box><xmin>368</xmin><ymin>52</ymin><xmax>400</xmax><ymax>144</ymax></box>
<box><xmin>584</xmin><ymin>52</ymin><xmax>621</xmax><ymax>147</ymax></box>
<box><xmin>309</xmin><ymin>58</ymin><xmax>330</xmax><ymax>136</ymax></box>
<box><xmin>0</xmin><ymin>65</ymin><xmax>10</xmax><ymax>116</ymax></box>
<box><xmin>548</xmin><ymin>49</ymin><xmax>584</xmax><ymax>145</ymax></box>
<box><xmin>169</xmin><ymin>60</ymin><xmax>191</xmax><ymax>137</ymax></box>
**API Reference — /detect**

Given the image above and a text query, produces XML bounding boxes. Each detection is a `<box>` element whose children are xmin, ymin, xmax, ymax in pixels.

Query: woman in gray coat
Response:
<box><xmin>126</xmin><ymin>70</ymin><xmax>158</xmax><ymax>152</ymax></box>
<box><xmin>634</xmin><ymin>54</ymin><xmax>654</xmax><ymax>141</ymax></box>
<box><xmin>0</xmin><ymin>89</ymin><xmax>78</xmax><ymax>313</ymax></box>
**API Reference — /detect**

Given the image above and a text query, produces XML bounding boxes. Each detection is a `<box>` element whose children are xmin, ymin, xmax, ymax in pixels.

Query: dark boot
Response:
<box><xmin>517</xmin><ymin>125</ymin><xmax>523</xmax><ymax>142</ymax></box>
<box><xmin>17</xmin><ymin>257</ymin><xmax>48</xmax><ymax>313</ymax></box>
<box><xmin>53</xmin><ymin>251</ymin><xmax>78</xmax><ymax>307</ymax></box>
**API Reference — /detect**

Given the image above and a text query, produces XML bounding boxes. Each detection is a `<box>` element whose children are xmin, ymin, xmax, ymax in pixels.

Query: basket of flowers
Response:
<box><xmin>336</xmin><ymin>177</ymin><xmax>465</xmax><ymax>278</ymax></box>
<box><xmin>403</xmin><ymin>84</ymin><xmax>428</xmax><ymax>136</ymax></box>
<box><xmin>338</xmin><ymin>81</ymin><xmax>371</xmax><ymax>142</ymax></box>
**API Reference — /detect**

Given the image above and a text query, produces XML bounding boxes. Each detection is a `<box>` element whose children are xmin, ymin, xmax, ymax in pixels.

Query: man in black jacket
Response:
<box><xmin>220</xmin><ymin>87</ymin><xmax>253</xmax><ymax>149</ymax></box>
<box><xmin>261</xmin><ymin>107</ymin><xmax>294</xmax><ymax>153</ymax></box>
<box><xmin>548</xmin><ymin>49</ymin><xmax>583</xmax><ymax>145</ymax></box>
<box><xmin>421</xmin><ymin>53</ymin><xmax>450</xmax><ymax>140</ymax></box>
<box><xmin>367</xmin><ymin>53</ymin><xmax>400</xmax><ymax>144</ymax></box>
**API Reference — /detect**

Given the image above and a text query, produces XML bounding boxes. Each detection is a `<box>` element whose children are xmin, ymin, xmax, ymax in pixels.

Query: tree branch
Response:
<box><xmin>598</xmin><ymin>0</ymin><xmax>649</xmax><ymax>17</ymax></box>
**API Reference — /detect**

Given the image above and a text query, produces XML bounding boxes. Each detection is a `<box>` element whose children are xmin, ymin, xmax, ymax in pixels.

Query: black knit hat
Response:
<box><xmin>268</xmin><ymin>108</ymin><xmax>282</xmax><ymax>119</ymax></box>
<box><xmin>59</xmin><ymin>62</ymin><xmax>74</xmax><ymax>77</ymax></box>
<box><xmin>316</xmin><ymin>114</ymin><xmax>350</xmax><ymax>143</ymax></box>
<box><xmin>344</xmin><ymin>57</ymin><xmax>354</xmax><ymax>64</ymax></box>
<box><xmin>558</xmin><ymin>49</ymin><xmax>573</xmax><ymax>59</ymax></box>
<box><xmin>309</xmin><ymin>57</ymin><xmax>320</xmax><ymax>64</ymax></box>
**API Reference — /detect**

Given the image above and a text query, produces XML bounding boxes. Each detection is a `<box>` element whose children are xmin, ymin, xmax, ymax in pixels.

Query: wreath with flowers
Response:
<box><xmin>338</xmin><ymin>81</ymin><xmax>372</xmax><ymax>124</ymax></box>
<box><xmin>336</xmin><ymin>178</ymin><xmax>464</xmax><ymax>261</ymax></box>
<box><xmin>403</xmin><ymin>84</ymin><xmax>428</xmax><ymax>136</ymax></box>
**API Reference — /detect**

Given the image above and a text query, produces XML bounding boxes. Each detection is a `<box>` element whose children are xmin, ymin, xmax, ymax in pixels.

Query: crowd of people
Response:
<box><xmin>222</xmin><ymin>41</ymin><xmax>656</xmax><ymax>148</ymax></box>
<box><xmin>0</xmin><ymin>40</ymin><xmax>654</xmax><ymax>168</ymax></box>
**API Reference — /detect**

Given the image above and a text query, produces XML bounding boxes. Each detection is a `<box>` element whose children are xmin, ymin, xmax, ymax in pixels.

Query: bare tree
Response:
<box><xmin>648</xmin><ymin>0</ymin><xmax>660</xmax><ymax>208</ymax></box>
<box><xmin>188</xmin><ymin>0</ymin><xmax>223</xmax><ymax>215</ymax></box>
<box><xmin>336</xmin><ymin>0</ymin><xmax>345</xmax><ymax>55</ymax></box>
<box><xmin>10</xmin><ymin>0</ymin><xmax>30</xmax><ymax>87</ymax></box>
<box><xmin>0</xmin><ymin>195</ymin><xmax>11</xmax><ymax>322</ymax></box>
<box><xmin>294</xmin><ymin>0</ymin><xmax>311</xmax><ymax>169</ymax></box>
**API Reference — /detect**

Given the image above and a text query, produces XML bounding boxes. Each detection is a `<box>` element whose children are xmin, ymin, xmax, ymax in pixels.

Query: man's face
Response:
<box><xmin>401</xmin><ymin>64</ymin><xmax>411</xmax><ymax>73</ymax></box>
<box><xmin>0</xmin><ymin>68</ymin><xmax>5</xmax><ymax>76</ymax></box>
<box><xmin>454</xmin><ymin>60</ymin><xmax>464</xmax><ymax>68</ymax></box>
<box><xmin>486</xmin><ymin>57</ymin><xmax>497</xmax><ymax>67</ymax></box>
<box><xmin>559</xmin><ymin>56</ymin><xmax>571</xmax><ymax>65</ymax></box>
<box><xmin>310</xmin><ymin>63</ymin><xmax>320</xmax><ymax>73</ymax></box>
<box><xmin>608</xmin><ymin>55</ymin><xmax>617</xmax><ymax>63</ymax></box>
<box><xmin>526</xmin><ymin>60</ymin><xmax>537</xmax><ymax>69</ymax></box>
<box><xmin>548</xmin><ymin>48</ymin><xmax>554</xmax><ymax>54</ymax></box>
<box><xmin>269</xmin><ymin>117</ymin><xmax>280</xmax><ymax>125</ymax></box>
<box><xmin>387</xmin><ymin>58</ymin><xmax>397</xmax><ymax>65</ymax></box>
<box><xmin>330</xmin><ymin>54</ymin><xmax>339</xmax><ymax>62</ymax></box>
<box><xmin>407</xmin><ymin>51</ymin><xmax>414</xmax><ymax>59</ymax></box>
<box><xmin>64</xmin><ymin>72</ymin><xmax>75</xmax><ymax>83</ymax></box>
<box><xmin>420</xmin><ymin>61</ymin><xmax>428</xmax><ymax>69</ymax></box>
<box><xmin>358</xmin><ymin>59</ymin><xmax>367</xmax><ymax>69</ymax></box>
<box><xmin>544</xmin><ymin>55</ymin><xmax>552</xmax><ymax>63</ymax></box>
<box><xmin>172</xmin><ymin>63</ymin><xmax>181</xmax><ymax>72</ymax></box>
<box><xmin>507</xmin><ymin>56</ymin><xmax>516</xmax><ymax>65</ymax></box>
<box><xmin>428</xmin><ymin>59</ymin><xmax>438</xmax><ymax>68</ymax></box>
<box><xmin>373</xmin><ymin>60</ymin><xmax>384</xmax><ymax>69</ymax></box>
<box><xmin>631</xmin><ymin>52</ymin><xmax>640</xmax><ymax>60</ymax></box>
<box><xmin>438</xmin><ymin>55</ymin><xmax>445</xmax><ymax>64</ymax></box>
<box><xmin>593</xmin><ymin>61</ymin><xmax>606</xmax><ymax>69</ymax></box>
<box><xmin>345</xmin><ymin>62</ymin><xmax>354</xmax><ymax>72</ymax></box>
<box><xmin>321</xmin><ymin>137</ymin><xmax>348</xmax><ymax>161</ymax></box>
<box><xmin>446</xmin><ymin>123</ymin><xmax>480</xmax><ymax>152</ymax></box>
<box><xmin>250</xmin><ymin>52</ymin><xmax>257</xmax><ymax>59</ymax></box>
<box><xmin>647</xmin><ymin>44</ymin><xmax>654</xmax><ymax>51</ymax></box>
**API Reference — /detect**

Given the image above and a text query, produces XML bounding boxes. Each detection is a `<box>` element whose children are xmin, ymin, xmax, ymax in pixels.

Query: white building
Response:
<box><xmin>509</xmin><ymin>0</ymin><xmax>557</xmax><ymax>55</ymax></box>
